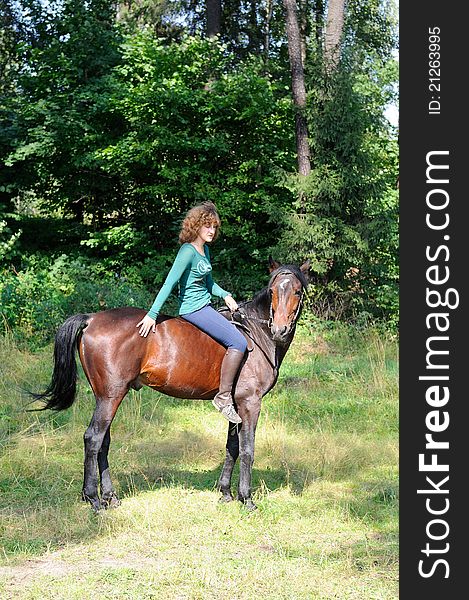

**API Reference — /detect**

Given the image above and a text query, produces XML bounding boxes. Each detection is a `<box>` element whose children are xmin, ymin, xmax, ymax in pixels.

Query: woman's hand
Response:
<box><xmin>224</xmin><ymin>295</ymin><xmax>238</xmax><ymax>312</ymax></box>
<box><xmin>137</xmin><ymin>315</ymin><xmax>156</xmax><ymax>337</ymax></box>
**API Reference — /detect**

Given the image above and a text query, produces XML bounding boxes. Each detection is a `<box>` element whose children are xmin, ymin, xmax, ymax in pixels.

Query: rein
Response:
<box><xmin>233</xmin><ymin>309</ymin><xmax>269</xmax><ymax>326</ymax></box>
<box><xmin>229</xmin><ymin>316</ymin><xmax>279</xmax><ymax>375</ymax></box>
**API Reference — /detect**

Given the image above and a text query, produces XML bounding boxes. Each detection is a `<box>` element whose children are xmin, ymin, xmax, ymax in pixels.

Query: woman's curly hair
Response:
<box><xmin>179</xmin><ymin>202</ymin><xmax>221</xmax><ymax>244</ymax></box>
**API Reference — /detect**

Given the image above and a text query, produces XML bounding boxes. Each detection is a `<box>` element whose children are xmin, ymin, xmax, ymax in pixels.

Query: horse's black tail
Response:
<box><xmin>29</xmin><ymin>313</ymin><xmax>90</xmax><ymax>411</ymax></box>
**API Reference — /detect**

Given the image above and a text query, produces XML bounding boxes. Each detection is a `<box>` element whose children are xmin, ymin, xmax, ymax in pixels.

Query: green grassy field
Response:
<box><xmin>0</xmin><ymin>322</ymin><xmax>398</xmax><ymax>599</ymax></box>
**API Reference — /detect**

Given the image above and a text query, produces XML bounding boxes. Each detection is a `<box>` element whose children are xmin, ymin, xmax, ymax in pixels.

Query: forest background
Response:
<box><xmin>0</xmin><ymin>0</ymin><xmax>398</xmax><ymax>346</ymax></box>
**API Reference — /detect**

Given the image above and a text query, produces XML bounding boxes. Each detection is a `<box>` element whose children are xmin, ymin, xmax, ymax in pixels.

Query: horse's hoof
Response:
<box><xmin>237</xmin><ymin>496</ymin><xmax>258</xmax><ymax>511</ymax></box>
<box><xmin>219</xmin><ymin>494</ymin><xmax>234</xmax><ymax>504</ymax></box>
<box><xmin>102</xmin><ymin>494</ymin><xmax>121</xmax><ymax>509</ymax></box>
<box><xmin>82</xmin><ymin>491</ymin><xmax>102</xmax><ymax>512</ymax></box>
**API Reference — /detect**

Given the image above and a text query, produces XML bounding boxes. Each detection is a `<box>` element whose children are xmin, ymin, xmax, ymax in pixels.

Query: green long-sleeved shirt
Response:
<box><xmin>147</xmin><ymin>243</ymin><xmax>230</xmax><ymax>319</ymax></box>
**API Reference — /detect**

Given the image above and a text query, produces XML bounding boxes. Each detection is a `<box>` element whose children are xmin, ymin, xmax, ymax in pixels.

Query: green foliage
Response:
<box><xmin>81</xmin><ymin>223</ymin><xmax>154</xmax><ymax>267</ymax></box>
<box><xmin>0</xmin><ymin>254</ymin><xmax>153</xmax><ymax>346</ymax></box>
<box><xmin>2</xmin><ymin>0</ymin><xmax>123</xmax><ymax>216</ymax></box>
<box><xmin>117</xmin><ymin>0</ymin><xmax>185</xmax><ymax>38</ymax></box>
<box><xmin>94</xmin><ymin>33</ymin><xmax>295</xmax><ymax>248</ymax></box>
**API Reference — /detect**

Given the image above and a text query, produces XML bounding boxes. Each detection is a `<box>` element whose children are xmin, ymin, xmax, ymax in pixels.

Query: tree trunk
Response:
<box><xmin>247</xmin><ymin>0</ymin><xmax>258</xmax><ymax>53</ymax></box>
<box><xmin>263</xmin><ymin>0</ymin><xmax>274</xmax><ymax>68</ymax></box>
<box><xmin>298</xmin><ymin>0</ymin><xmax>310</xmax><ymax>68</ymax></box>
<box><xmin>283</xmin><ymin>0</ymin><xmax>311</xmax><ymax>183</ymax></box>
<box><xmin>206</xmin><ymin>0</ymin><xmax>222</xmax><ymax>37</ymax></box>
<box><xmin>324</xmin><ymin>0</ymin><xmax>346</xmax><ymax>71</ymax></box>
<box><xmin>0</xmin><ymin>0</ymin><xmax>20</xmax><ymax>85</ymax></box>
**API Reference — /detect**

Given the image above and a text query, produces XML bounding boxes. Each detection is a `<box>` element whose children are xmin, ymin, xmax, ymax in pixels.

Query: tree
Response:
<box><xmin>283</xmin><ymin>0</ymin><xmax>311</xmax><ymax>185</ymax></box>
<box><xmin>0</xmin><ymin>1</ymin><xmax>29</xmax><ymax>262</ymax></box>
<box><xmin>263</xmin><ymin>0</ymin><xmax>274</xmax><ymax>65</ymax></box>
<box><xmin>324</xmin><ymin>0</ymin><xmax>346</xmax><ymax>71</ymax></box>
<box><xmin>277</xmin><ymin>0</ymin><xmax>398</xmax><ymax>323</ymax></box>
<box><xmin>3</xmin><ymin>0</ymin><xmax>399</xmax><ymax>326</ymax></box>
<box><xmin>0</xmin><ymin>0</ymin><xmax>19</xmax><ymax>89</ymax></box>
<box><xmin>91</xmin><ymin>34</ymin><xmax>295</xmax><ymax>257</ymax></box>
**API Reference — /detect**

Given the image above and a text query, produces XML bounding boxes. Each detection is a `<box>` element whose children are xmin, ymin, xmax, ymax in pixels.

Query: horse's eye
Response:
<box><xmin>294</xmin><ymin>290</ymin><xmax>302</xmax><ymax>297</ymax></box>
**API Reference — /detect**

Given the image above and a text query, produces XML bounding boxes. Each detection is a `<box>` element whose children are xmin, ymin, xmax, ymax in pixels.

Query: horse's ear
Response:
<box><xmin>300</xmin><ymin>259</ymin><xmax>311</xmax><ymax>276</ymax></box>
<box><xmin>268</xmin><ymin>256</ymin><xmax>281</xmax><ymax>272</ymax></box>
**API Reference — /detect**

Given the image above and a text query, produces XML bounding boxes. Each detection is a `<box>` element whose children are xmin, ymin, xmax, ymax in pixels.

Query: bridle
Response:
<box><xmin>234</xmin><ymin>269</ymin><xmax>305</xmax><ymax>336</ymax></box>
<box><xmin>267</xmin><ymin>270</ymin><xmax>305</xmax><ymax>334</ymax></box>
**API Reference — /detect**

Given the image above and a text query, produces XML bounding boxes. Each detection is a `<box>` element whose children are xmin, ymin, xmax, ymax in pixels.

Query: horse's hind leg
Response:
<box><xmin>82</xmin><ymin>391</ymin><xmax>126</xmax><ymax>511</ymax></box>
<box><xmin>98</xmin><ymin>426</ymin><xmax>120</xmax><ymax>508</ymax></box>
<box><xmin>218</xmin><ymin>424</ymin><xmax>240</xmax><ymax>502</ymax></box>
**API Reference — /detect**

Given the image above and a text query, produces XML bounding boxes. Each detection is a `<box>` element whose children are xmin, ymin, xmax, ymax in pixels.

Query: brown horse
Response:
<box><xmin>31</xmin><ymin>258</ymin><xmax>309</xmax><ymax>511</ymax></box>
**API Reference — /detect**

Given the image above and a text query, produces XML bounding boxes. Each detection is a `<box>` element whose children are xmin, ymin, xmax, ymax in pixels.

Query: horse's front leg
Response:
<box><xmin>218</xmin><ymin>424</ymin><xmax>240</xmax><ymax>502</ymax></box>
<box><xmin>237</xmin><ymin>398</ymin><xmax>261</xmax><ymax>510</ymax></box>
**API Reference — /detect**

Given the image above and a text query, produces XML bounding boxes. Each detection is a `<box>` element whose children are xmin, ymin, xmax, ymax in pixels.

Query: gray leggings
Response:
<box><xmin>181</xmin><ymin>305</ymin><xmax>247</xmax><ymax>352</ymax></box>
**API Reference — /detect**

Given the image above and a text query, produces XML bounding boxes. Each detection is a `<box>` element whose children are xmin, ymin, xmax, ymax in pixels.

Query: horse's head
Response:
<box><xmin>267</xmin><ymin>257</ymin><xmax>310</xmax><ymax>343</ymax></box>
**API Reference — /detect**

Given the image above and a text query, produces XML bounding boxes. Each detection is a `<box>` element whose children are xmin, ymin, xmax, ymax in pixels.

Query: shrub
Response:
<box><xmin>0</xmin><ymin>254</ymin><xmax>155</xmax><ymax>347</ymax></box>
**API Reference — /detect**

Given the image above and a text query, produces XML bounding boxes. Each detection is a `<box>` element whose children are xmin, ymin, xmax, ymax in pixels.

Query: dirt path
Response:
<box><xmin>0</xmin><ymin>551</ymin><xmax>156</xmax><ymax>598</ymax></box>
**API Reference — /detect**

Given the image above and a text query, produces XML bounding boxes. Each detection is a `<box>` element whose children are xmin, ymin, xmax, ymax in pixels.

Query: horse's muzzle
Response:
<box><xmin>271</xmin><ymin>325</ymin><xmax>290</xmax><ymax>343</ymax></box>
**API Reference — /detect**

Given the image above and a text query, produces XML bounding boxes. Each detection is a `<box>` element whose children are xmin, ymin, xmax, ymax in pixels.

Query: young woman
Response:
<box><xmin>137</xmin><ymin>202</ymin><xmax>247</xmax><ymax>424</ymax></box>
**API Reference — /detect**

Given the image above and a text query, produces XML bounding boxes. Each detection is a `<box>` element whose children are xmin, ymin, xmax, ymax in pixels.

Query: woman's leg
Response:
<box><xmin>182</xmin><ymin>306</ymin><xmax>247</xmax><ymax>423</ymax></box>
<box><xmin>181</xmin><ymin>305</ymin><xmax>247</xmax><ymax>352</ymax></box>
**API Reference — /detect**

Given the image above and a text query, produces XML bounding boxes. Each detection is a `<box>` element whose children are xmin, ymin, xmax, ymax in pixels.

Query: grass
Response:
<box><xmin>0</xmin><ymin>322</ymin><xmax>398</xmax><ymax>599</ymax></box>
